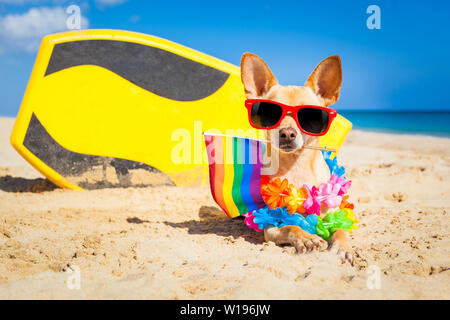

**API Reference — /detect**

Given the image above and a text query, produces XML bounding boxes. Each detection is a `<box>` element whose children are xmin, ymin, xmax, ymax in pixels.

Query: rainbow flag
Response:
<box><xmin>204</xmin><ymin>133</ymin><xmax>266</xmax><ymax>218</ymax></box>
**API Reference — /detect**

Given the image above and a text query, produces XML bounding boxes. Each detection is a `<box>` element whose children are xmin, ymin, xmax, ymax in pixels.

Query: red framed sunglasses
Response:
<box><xmin>245</xmin><ymin>99</ymin><xmax>337</xmax><ymax>136</ymax></box>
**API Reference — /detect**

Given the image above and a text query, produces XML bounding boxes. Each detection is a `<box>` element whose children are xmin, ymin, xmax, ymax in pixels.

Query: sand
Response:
<box><xmin>0</xmin><ymin>117</ymin><xmax>449</xmax><ymax>299</ymax></box>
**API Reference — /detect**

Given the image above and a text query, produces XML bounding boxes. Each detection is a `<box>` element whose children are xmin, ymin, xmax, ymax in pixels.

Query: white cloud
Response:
<box><xmin>0</xmin><ymin>0</ymin><xmax>53</xmax><ymax>4</ymax></box>
<box><xmin>0</xmin><ymin>6</ymin><xmax>89</xmax><ymax>54</ymax></box>
<box><xmin>0</xmin><ymin>0</ymin><xmax>32</xmax><ymax>3</ymax></box>
<box><xmin>0</xmin><ymin>0</ymin><xmax>71</xmax><ymax>4</ymax></box>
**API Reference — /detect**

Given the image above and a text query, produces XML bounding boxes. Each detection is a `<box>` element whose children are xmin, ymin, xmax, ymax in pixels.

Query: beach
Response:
<box><xmin>0</xmin><ymin>116</ymin><xmax>449</xmax><ymax>299</ymax></box>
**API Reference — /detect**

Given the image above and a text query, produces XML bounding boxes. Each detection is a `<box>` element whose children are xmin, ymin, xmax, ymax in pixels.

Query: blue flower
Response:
<box><xmin>322</xmin><ymin>150</ymin><xmax>346</xmax><ymax>177</ymax></box>
<box><xmin>251</xmin><ymin>206</ymin><xmax>318</xmax><ymax>234</ymax></box>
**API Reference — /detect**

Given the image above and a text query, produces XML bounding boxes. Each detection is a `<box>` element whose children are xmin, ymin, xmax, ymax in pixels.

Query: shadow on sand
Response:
<box><xmin>162</xmin><ymin>205</ymin><xmax>264</xmax><ymax>244</ymax></box>
<box><xmin>0</xmin><ymin>175</ymin><xmax>59</xmax><ymax>193</ymax></box>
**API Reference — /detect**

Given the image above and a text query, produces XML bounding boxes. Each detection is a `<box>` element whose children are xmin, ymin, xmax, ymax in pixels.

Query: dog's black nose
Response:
<box><xmin>279</xmin><ymin>127</ymin><xmax>297</xmax><ymax>144</ymax></box>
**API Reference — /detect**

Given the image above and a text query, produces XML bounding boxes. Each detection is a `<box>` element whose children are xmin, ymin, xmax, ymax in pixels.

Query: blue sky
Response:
<box><xmin>0</xmin><ymin>0</ymin><xmax>449</xmax><ymax>116</ymax></box>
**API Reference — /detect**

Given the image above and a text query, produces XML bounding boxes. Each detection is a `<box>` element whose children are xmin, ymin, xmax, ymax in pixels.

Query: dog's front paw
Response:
<box><xmin>330</xmin><ymin>229</ymin><xmax>353</xmax><ymax>265</ymax></box>
<box><xmin>293</xmin><ymin>231</ymin><xmax>328</xmax><ymax>254</ymax></box>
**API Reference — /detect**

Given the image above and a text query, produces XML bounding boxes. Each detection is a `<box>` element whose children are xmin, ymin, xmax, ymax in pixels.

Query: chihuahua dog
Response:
<box><xmin>240</xmin><ymin>53</ymin><xmax>352</xmax><ymax>264</ymax></box>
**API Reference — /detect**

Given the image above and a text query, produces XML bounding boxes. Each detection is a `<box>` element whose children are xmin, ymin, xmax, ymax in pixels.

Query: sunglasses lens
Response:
<box><xmin>250</xmin><ymin>102</ymin><xmax>283</xmax><ymax>128</ymax></box>
<box><xmin>297</xmin><ymin>108</ymin><xmax>329</xmax><ymax>134</ymax></box>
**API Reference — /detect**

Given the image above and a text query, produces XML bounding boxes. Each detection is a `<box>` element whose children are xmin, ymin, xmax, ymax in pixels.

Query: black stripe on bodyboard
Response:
<box><xmin>23</xmin><ymin>113</ymin><xmax>174</xmax><ymax>189</ymax></box>
<box><xmin>45</xmin><ymin>40</ymin><xmax>230</xmax><ymax>101</ymax></box>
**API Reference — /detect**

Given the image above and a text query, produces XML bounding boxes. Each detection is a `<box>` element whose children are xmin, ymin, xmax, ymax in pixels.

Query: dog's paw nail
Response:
<box><xmin>319</xmin><ymin>240</ymin><xmax>328</xmax><ymax>251</ymax></box>
<box><xmin>338</xmin><ymin>249</ymin><xmax>345</xmax><ymax>260</ymax></box>
<box><xmin>311</xmin><ymin>236</ymin><xmax>327</xmax><ymax>251</ymax></box>
<box><xmin>314</xmin><ymin>241</ymin><xmax>326</xmax><ymax>251</ymax></box>
<box><xmin>336</xmin><ymin>249</ymin><xmax>353</xmax><ymax>264</ymax></box>
<box><xmin>305</xmin><ymin>240</ymin><xmax>314</xmax><ymax>252</ymax></box>
<box><xmin>295</xmin><ymin>242</ymin><xmax>307</xmax><ymax>254</ymax></box>
<box><xmin>346</xmin><ymin>252</ymin><xmax>353</xmax><ymax>265</ymax></box>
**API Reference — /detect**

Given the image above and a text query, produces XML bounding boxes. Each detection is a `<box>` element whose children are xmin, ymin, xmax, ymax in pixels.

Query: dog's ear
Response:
<box><xmin>305</xmin><ymin>55</ymin><xmax>342</xmax><ymax>107</ymax></box>
<box><xmin>241</xmin><ymin>53</ymin><xmax>278</xmax><ymax>98</ymax></box>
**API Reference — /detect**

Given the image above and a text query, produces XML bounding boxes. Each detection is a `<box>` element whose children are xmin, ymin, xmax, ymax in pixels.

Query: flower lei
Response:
<box><xmin>260</xmin><ymin>173</ymin><xmax>352</xmax><ymax>216</ymax></box>
<box><xmin>243</xmin><ymin>152</ymin><xmax>359</xmax><ymax>240</ymax></box>
<box><xmin>243</xmin><ymin>207</ymin><xmax>358</xmax><ymax>241</ymax></box>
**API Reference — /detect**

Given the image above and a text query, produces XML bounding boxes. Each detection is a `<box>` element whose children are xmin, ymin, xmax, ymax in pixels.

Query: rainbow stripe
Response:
<box><xmin>204</xmin><ymin>133</ymin><xmax>266</xmax><ymax>218</ymax></box>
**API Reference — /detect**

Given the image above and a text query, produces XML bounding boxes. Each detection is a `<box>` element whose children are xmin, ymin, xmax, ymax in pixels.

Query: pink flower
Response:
<box><xmin>242</xmin><ymin>212</ymin><xmax>262</xmax><ymax>232</ymax></box>
<box><xmin>329</xmin><ymin>173</ymin><xmax>352</xmax><ymax>196</ymax></box>
<box><xmin>303</xmin><ymin>185</ymin><xmax>321</xmax><ymax>215</ymax></box>
<box><xmin>317</xmin><ymin>181</ymin><xmax>343</xmax><ymax>208</ymax></box>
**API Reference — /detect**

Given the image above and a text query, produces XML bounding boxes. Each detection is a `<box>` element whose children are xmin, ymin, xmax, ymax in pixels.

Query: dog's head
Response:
<box><xmin>240</xmin><ymin>53</ymin><xmax>342</xmax><ymax>153</ymax></box>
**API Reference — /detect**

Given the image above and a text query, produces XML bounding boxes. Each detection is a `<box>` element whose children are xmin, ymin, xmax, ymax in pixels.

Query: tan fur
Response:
<box><xmin>240</xmin><ymin>53</ymin><xmax>352</xmax><ymax>263</ymax></box>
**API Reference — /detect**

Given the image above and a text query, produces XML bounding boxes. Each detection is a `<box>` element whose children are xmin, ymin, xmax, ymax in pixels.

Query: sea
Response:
<box><xmin>1</xmin><ymin>110</ymin><xmax>449</xmax><ymax>138</ymax></box>
<box><xmin>339</xmin><ymin>111</ymin><xmax>450</xmax><ymax>138</ymax></box>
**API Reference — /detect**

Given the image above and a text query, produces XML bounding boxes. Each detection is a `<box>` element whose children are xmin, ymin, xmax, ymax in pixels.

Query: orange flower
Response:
<box><xmin>339</xmin><ymin>195</ymin><xmax>354</xmax><ymax>210</ymax></box>
<box><xmin>261</xmin><ymin>177</ymin><xmax>289</xmax><ymax>209</ymax></box>
<box><xmin>284</xmin><ymin>185</ymin><xmax>308</xmax><ymax>214</ymax></box>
